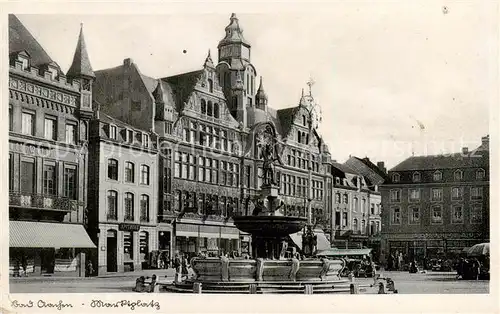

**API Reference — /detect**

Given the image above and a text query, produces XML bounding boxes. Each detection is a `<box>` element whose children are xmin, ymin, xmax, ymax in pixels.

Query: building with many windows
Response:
<box><xmin>8</xmin><ymin>15</ymin><xmax>95</xmax><ymax>276</ymax></box>
<box><xmin>329</xmin><ymin>161</ymin><xmax>383</xmax><ymax>255</ymax></box>
<box><xmin>92</xmin><ymin>13</ymin><xmax>334</xmax><ymax>264</ymax></box>
<box><xmin>87</xmin><ymin>112</ymin><xmax>159</xmax><ymax>275</ymax></box>
<box><xmin>380</xmin><ymin>136</ymin><xmax>489</xmax><ymax>266</ymax></box>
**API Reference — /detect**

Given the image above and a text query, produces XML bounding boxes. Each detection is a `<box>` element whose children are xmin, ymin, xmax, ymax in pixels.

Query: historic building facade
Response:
<box><xmin>329</xmin><ymin>161</ymin><xmax>382</xmax><ymax>253</ymax></box>
<box><xmin>380</xmin><ymin>136</ymin><xmax>490</xmax><ymax>266</ymax></box>
<box><xmin>87</xmin><ymin>112</ymin><xmax>159</xmax><ymax>275</ymax></box>
<box><xmin>92</xmin><ymin>13</ymin><xmax>334</xmax><ymax>261</ymax></box>
<box><xmin>8</xmin><ymin>15</ymin><xmax>95</xmax><ymax>277</ymax></box>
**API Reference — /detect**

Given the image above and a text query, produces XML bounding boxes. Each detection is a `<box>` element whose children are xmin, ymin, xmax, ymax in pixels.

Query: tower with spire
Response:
<box><xmin>67</xmin><ymin>23</ymin><xmax>95</xmax><ymax>119</ymax></box>
<box><xmin>216</xmin><ymin>13</ymin><xmax>258</xmax><ymax>128</ymax></box>
<box><xmin>255</xmin><ymin>76</ymin><xmax>267</xmax><ymax>110</ymax></box>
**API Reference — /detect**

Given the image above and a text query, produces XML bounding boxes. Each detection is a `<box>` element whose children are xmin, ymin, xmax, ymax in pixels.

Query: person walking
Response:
<box><xmin>181</xmin><ymin>255</ymin><xmax>189</xmax><ymax>281</ymax></box>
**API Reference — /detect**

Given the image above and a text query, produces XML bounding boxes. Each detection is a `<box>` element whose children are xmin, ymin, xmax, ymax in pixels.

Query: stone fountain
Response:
<box><xmin>161</xmin><ymin>133</ymin><xmax>364</xmax><ymax>294</ymax></box>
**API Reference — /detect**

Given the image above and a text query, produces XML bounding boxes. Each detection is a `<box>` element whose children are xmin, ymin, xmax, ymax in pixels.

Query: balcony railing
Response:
<box><xmin>9</xmin><ymin>192</ymin><xmax>79</xmax><ymax>212</ymax></box>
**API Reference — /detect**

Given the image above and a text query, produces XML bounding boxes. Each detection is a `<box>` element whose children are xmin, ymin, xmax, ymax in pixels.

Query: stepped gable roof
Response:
<box><xmin>390</xmin><ymin>151</ymin><xmax>489</xmax><ymax>172</ymax></box>
<box><xmin>9</xmin><ymin>14</ymin><xmax>61</xmax><ymax>71</ymax></box>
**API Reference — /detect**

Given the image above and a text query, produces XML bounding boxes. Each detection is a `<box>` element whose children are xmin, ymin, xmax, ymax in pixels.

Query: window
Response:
<box><xmin>142</xmin><ymin>133</ymin><xmax>150</xmax><ymax>147</ymax></box>
<box><xmin>43</xmin><ymin>164</ymin><xmax>56</xmax><ymax>195</ymax></box>
<box><xmin>107</xmin><ymin>191</ymin><xmax>117</xmax><ymax>220</ymax></box>
<box><xmin>302</xmin><ymin>115</ymin><xmax>306</xmax><ymax>126</ymax></box>
<box><xmin>454</xmin><ymin>170</ymin><xmax>463</xmax><ymax>181</ymax></box>
<box><xmin>391</xmin><ymin>207</ymin><xmax>401</xmax><ymax>224</ymax></box>
<box><xmin>165</xmin><ymin>122</ymin><xmax>173</xmax><ymax>135</ymax></box>
<box><xmin>65</xmin><ymin>123</ymin><xmax>77</xmax><ymax>144</ymax></box>
<box><xmin>19</xmin><ymin>55</ymin><xmax>29</xmax><ymax>70</ymax></box>
<box><xmin>244</xmin><ymin>165</ymin><xmax>251</xmax><ymax>187</ymax></box>
<box><xmin>412</xmin><ymin>172</ymin><xmax>421</xmax><ymax>182</ymax></box>
<box><xmin>431</xmin><ymin>188</ymin><xmax>443</xmax><ymax>202</ymax></box>
<box><xmin>108</xmin><ymin>159</ymin><xmax>118</xmax><ymax>180</ymax></box>
<box><xmin>63</xmin><ymin>166</ymin><xmax>77</xmax><ymax>199</ymax></box>
<box><xmin>109</xmin><ymin>125</ymin><xmax>117</xmax><ymax>140</ymax></box>
<box><xmin>125</xmin><ymin>162</ymin><xmax>135</xmax><ymax>183</ymax></box>
<box><xmin>409</xmin><ymin>207</ymin><xmax>420</xmax><ymax>224</ymax></box>
<box><xmin>207</xmin><ymin>101</ymin><xmax>213</xmax><ymax>116</ymax></box>
<box><xmin>175</xmin><ymin>152</ymin><xmax>196</xmax><ymax>180</ymax></box>
<box><xmin>342</xmin><ymin>212</ymin><xmax>348</xmax><ymax>227</ymax></box>
<box><xmin>452</xmin><ymin>204</ymin><xmax>463</xmax><ymax>223</ymax></box>
<box><xmin>353</xmin><ymin>197</ymin><xmax>358</xmax><ymax>212</ymax></box>
<box><xmin>44</xmin><ymin>116</ymin><xmax>57</xmax><ymax>140</ymax></box>
<box><xmin>353</xmin><ymin>218</ymin><xmax>358</xmax><ymax>231</ymax></box>
<box><xmin>390</xmin><ymin>189</ymin><xmax>401</xmax><ymax>202</ymax></box>
<box><xmin>476</xmin><ymin>169</ymin><xmax>485</xmax><ymax>180</ymax></box>
<box><xmin>21</xmin><ymin>111</ymin><xmax>35</xmax><ymax>135</ymax></box>
<box><xmin>343</xmin><ymin>194</ymin><xmax>349</xmax><ymax>204</ymax></box>
<box><xmin>431</xmin><ymin>205</ymin><xmax>443</xmax><ymax>224</ymax></box>
<box><xmin>124</xmin><ymin>192</ymin><xmax>134</xmax><ymax>221</ymax></box>
<box><xmin>208</xmin><ymin>79</ymin><xmax>213</xmax><ymax>93</ymax></box>
<box><xmin>392</xmin><ymin>173</ymin><xmax>400</xmax><ymax>182</ymax></box>
<box><xmin>370</xmin><ymin>204</ymin><xmax>375</xmax><ymax>215</ymax></box>
<box><xmin>9</xmin><ymin>106</ymin><xmax>13</xmax><ymax>131</ymax></box>
<box><xmin>140</xmin><ymin>194</ymin><xmax>150</xmax><ymax>222</ymax></box>
<box><xmin>201</xmin><ymin>99</ymin><xmax>206</xmax><ymax>114</ymax></box>
<box><xmin>140</xmin><ymin>165</ymin><xmax>150</xmax><ymax>185</ymax></box>
<box><xmin>9</xmin><ymin>155</ymin><xmax>13</xmax><ymax>190</ymax></box>
<box><xmin>451</xmin><ymin>187</ymin><xmax>463</xmax><ymax>200</ymax></box>
<box><xmin>127</xmin><ymin>129</ymin><xmax>134</xmax><ymax>143</ymax></box>
<box><xmin>409</xmin><ymin>189</ymin><xmax>420</xmax><ymax>202</ymax></box>
<box><xmin>433</xmin><ymin>171</ymin><xmax>442</xmax><ymax>181</ymax></box>
<box><xmin>471</xmin><ymin>187</ymin><xmax>483</xmax><ymax>200</ymax></box>
<box><xmin>20</xmin><ymin>160</ymin><xmax>35</xmax><ymax>193</ymax></box>
<box><xmin>361</xmin><ymin>220</ymin><xmax>366</xmax><ymax>233</ymax></box>
<box><xmin>213</xmin><ymin>103</ymin><xmax>219</xmax><ymax>118</ymax></box>
<box><xmin>124</xmin><ymin>231</ymin><xmax>133</xmax><ymax>261</ymax></box>
<box><xmin>470</xmin><ymin>204</ymin><xmax>482</xmax><ymax>224</ymax></box>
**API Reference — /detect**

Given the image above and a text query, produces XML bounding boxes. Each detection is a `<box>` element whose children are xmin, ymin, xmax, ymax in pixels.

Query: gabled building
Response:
<box><xmin>92</xmin><ymin>13</ymin><xmax>335</xmax><ymax>264</ymax></box>
<box><xmin>8</xmin><ymin>15</ymin><xmax>95</xmax><ymax>277</ymax></box>
<box><xmin>380</xmin><ymin>136</ymin><xmax>489</xmax><ymax>267</ymax></box>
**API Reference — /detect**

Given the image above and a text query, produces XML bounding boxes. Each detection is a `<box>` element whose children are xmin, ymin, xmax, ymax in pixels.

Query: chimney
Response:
<box><xmin>462</xmin><ymin>147</ymin><xmax>469</xmax><ymax>155</ymax></box>
<box><xmin>124</xmin><ymin>58</ymin><xmax>133</xmax><ymax>66</ymax></box>
<box><xmin>377</xmin><ymin>161</ymin><xmax>386</xmax><ymax>173</ymax></box>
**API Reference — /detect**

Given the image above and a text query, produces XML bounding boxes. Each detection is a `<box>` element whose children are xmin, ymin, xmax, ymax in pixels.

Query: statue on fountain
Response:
<box><xmin>302</xmin><ymin>225</ymin><xmax>318</xmax><ymax>257</ymax></box>
<box><xmin>261</xmin><ymin>142</ymin><xmax>281</xmax><ymax>187</ymax></box>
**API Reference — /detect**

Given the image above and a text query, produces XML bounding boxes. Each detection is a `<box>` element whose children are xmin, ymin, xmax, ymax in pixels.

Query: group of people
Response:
<box><xmin>456</xmin><ymin>257</ymin><xmax>484</xmax><ymax>280</ymax></box>
<box><xmin>133</xmin><ymin>275</ymin><xmax>157</xmax><ymax>293</ymax></box>
<box><xmin>385</xmin><ymin>252</ymin><xmax>406</xmax><ymax>271</ymax></box>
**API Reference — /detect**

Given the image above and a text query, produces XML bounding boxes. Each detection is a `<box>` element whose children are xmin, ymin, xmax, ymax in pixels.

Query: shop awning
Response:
<box><xmin>289</xmin><ymin>229</ymin><xmax>331</xmax><ymax>252</ymax></box>
<box><xmin>10</xmin><ymin>221</ymin><xmax>96</xmax><ymax>248</ymax></box>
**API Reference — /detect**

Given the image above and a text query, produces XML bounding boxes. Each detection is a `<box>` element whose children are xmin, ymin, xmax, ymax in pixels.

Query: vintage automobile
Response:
<box><xmin>317</xmin><ymin>248</ymin><xmax>376</xmax><ymax>278</ymax></box>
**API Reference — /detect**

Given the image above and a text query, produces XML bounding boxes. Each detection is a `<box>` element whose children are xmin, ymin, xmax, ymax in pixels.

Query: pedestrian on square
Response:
<box><xmin>86</xmin><ymin>260</ymin><xmax>94</xmax><ymax>277</ymax></box>
<box><xmin>174</xmin><ymin>254</ymin><xmax>181</xmax><ymax>274</ymax></box>
<box><xmin>181</xmin><ymin>255</ymin><xmax>189</xmax><ymax>280</ymax></box>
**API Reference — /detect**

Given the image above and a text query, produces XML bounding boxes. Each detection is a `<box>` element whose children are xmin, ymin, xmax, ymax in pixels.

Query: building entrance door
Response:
<box><xmin>106</xmin><ymin>230</ymin><xmax>117</xmax><ymax>272</ymax></box>
<box><xmin>40</xmin><ymin>248</ymin><xmax>55</xmax><ymax>274</ymax></box>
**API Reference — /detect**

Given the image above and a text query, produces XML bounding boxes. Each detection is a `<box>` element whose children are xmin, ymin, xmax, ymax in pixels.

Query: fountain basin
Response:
<box><xmin>190</xmin><ymin>257</ymin><xmax>344</xmax><ymax>282</ymax></box>
<box><xmin>232</xmin><ymin>216</ymin><xmax>307</xmax><ymax>237</ymax></box>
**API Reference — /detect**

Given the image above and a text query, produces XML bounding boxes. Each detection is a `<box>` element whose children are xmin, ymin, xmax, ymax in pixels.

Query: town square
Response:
<box><xmin>4</xmin><ymin>3</ymin><xmax>493</xmax><ymax>304</ymax></box>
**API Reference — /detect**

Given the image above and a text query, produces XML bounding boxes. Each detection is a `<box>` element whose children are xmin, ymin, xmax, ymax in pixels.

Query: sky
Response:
<box><xmin>14</xmin><ymin>2</ymin><xmax>496</xmax><ymax>169</ymax></box>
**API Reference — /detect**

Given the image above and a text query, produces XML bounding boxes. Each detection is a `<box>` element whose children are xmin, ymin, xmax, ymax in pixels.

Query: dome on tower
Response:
<box><xmin>218</xmin><ymin>13</ymin><xmax>250</xmax><ymax>47</ymax></box>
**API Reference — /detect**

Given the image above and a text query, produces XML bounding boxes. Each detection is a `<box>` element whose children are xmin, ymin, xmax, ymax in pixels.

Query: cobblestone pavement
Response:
<box><xmin>9</xmin><ymin>269</ymin><xmax>489</xmax><ymax>294</ymax></box>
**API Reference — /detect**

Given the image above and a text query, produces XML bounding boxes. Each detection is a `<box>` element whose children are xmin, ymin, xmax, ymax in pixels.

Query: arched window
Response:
<box><xmin>108</xmin><ymin>159</ymin><xmax>118</xmax><ymax>180</ymax></box>
<box><xmin>125</xmin><ymin>162</ymin><xmax>135</xmax><ymax>183</ymax></box>
<box><xmin>207</xmin><ymin>101</ymin><xmax>213</xmax><ymax>116</ymax></box>
<box><xmin>213</xmin><ymin>103</ymin><xmax>219</xmax><ymax>118</ymax></box>
<box><xmin>107</xmin><ymin>190</ymin><xmax>118</xmax><ymax>220</ymax></box>
<box><xmin>140</xmin><ymin>165</ymin><xmax>150</xmax><ymax>185</ymax></box>
<box><xmin>208</xmin><ymin>79</ymin><xmax>213</xmax><ymax>93</ymax></box>
<box><xmin>124</xmin><ymin>192</ymin><xmax>134</xmax><ymax>221</ymax></box>
<box><xmin>140</xmin><ymin>194</ymin><xmax>149</xmax><ymax>222</ymax></box>
<box><xmin>412</xmin><ymin>172</ymin><xmax>421</xmax><ymax>182</ymax></box>
<box><xmin>454</xmin><ymin>169</ymin><xmax>463</xmax><ymax>181</ymax></box>
<box><xmin>353</xmin><ymin>218</ymin><xmax>358</xmax><ymax>231</ymax></box>
<box><xmin>433</xmin><ymin>170</ymin><xmax>442</xmax><ymax>181</ymax></box>
<box><xmin>302</xmin><ymin>115</ymin><xmax>306</xmax><ymax>126</ymax></box>
<box><xmin>201</xmin><ymin>99</ymin><xmax>206</xmax><ymax>114</ymax></box>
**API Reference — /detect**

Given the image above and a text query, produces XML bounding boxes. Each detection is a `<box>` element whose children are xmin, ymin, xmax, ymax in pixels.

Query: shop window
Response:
<box><xmin>123</xmin><ymin>232</ymin><xmax>133</xmax><ymax>262</ymax></box>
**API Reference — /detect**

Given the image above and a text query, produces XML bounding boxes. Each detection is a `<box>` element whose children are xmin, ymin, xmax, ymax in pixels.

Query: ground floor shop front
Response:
<box><xmin>9</xmin><ymin>220</ymin><xmax>95</xmax><ymax>277</ymax></box>
<box><xmin>173</xmin><ymin>220</ymin><xmax>249</xmax><ymax>259</ymax></box>
<box><xmin>381</xmin><ymin>231</ymin><xmax>487</xmax><ymax>268</ymax></box>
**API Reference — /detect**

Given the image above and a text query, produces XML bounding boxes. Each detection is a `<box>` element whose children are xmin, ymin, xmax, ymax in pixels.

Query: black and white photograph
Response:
<box><xmin>1</xmin><ymin>1</ymin><xmax>498</xmax><ymax>313</ymax></box>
